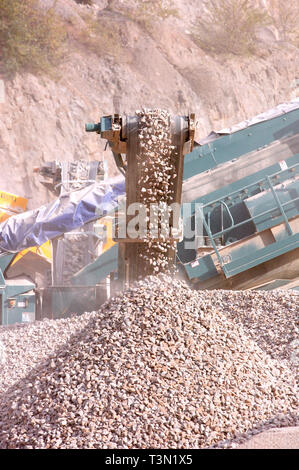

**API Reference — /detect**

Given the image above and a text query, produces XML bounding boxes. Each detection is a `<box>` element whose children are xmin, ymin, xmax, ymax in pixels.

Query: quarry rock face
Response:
<box><xmin>0</xmin><ymin>0</ymin><xmax>298</xmax><ymax>207</ymax></box>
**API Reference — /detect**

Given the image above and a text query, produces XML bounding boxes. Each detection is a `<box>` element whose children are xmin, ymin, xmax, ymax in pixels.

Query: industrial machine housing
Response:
<box><xmin>83</xmin><ymin>101</ymin><xmax>299</xmax><ymax>293</ymax></box>
<box><xmin>0</xmin><ymin>100</ymin><xmax>298</xmax><ymax>325</ymax></box>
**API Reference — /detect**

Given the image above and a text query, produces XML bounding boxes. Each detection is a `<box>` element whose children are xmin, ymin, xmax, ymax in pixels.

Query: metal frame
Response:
<box><xmin>192</xmin><ymin>163</ymin><xmax>299</xmax><ymax>278</ymax></box>
<box><xmin>183</xmin><ymin>106</ymin><xmax>299</xmax><ymax>180</ymax></box>
<box><xmin>201</xmin><ymin>163</ymin><xmax>299</xmax><ymax>244</ymax></box>
<box><xmin>0</xmin><ymin>254</ymin><xmax>35</xmax><ymax>325</ymax></box>
<box><xmin>79</xmin><ymin>104</ymin><xmax>299</xmax><ymax>290</ymax></box>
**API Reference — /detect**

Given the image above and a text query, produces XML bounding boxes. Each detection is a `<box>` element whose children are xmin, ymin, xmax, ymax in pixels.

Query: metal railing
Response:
<box><xmin>199</xmin><ymin>162</ymin><xmax>299</xmax><ymax>266</ymax></box>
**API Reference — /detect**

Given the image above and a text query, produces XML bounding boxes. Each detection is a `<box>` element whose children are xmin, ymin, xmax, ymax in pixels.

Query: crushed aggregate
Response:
<box><xmin>0</xmin><ymin>275</ymin><xmax>297</xmax><ymax>449</ymax></box>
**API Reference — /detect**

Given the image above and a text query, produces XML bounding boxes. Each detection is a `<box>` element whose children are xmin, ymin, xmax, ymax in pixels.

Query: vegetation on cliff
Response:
<box><xmin>0</xmin><ymin>0</ymin><xmax>65</xmax><ymax>77</ymax></box>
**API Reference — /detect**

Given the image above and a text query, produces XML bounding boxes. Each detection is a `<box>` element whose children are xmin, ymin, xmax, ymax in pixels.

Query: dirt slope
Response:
<box><xmin>0</xmin><ymin>0</ymin><xmax>298</xmax><ymax>208</ymax></box>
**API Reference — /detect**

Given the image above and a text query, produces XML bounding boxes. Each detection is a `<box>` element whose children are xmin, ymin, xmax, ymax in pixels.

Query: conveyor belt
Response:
<box><xmin>182</xmin><ymin>133</ymin><xmax>299</xmax><ymax>203</ymax></box>
<box><xmin>117</xmin><ymin>112</ymin><xmax>189</xmax><ymax>285</ymax></box>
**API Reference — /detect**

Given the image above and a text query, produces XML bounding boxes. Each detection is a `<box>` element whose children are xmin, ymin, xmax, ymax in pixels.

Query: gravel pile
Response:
<box><xmin>56</xmin><ymin>222</ymin><xmax>97</xmax><ymax>286</ymax></box>
<box><xmin>0</xmin><ymin>340</ymin><xmax>6</xmax><ymax>365</ymax></box>
<box><xmin>212</xmin><ymin>289</ymin><xmax>299</xmax><ymax>372</ymax></box>
<box><xmin>61</xmin><ymin>233</ymin><xmax>92</xmax><ymax>285</ymax></box>
<box><xmin>0</xmin><ymin>313</ymin><xmax>97</xmax><ymax>396</ymax></box>
<box><xmin>0</xmin><ymin>275</ymin><xmax>297</xmax><ymax>449</ymax></box>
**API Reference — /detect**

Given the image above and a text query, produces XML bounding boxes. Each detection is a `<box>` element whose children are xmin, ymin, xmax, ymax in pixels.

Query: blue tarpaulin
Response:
<box><xmin>0</xmin><ymin>177</ymin><xmax>125</xmax><ymax>253</ymax></box>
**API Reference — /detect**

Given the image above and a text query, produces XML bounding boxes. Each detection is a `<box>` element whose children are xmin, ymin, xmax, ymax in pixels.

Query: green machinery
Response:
<box><xmin>0</xmin><ymin>253</ymin><xmax>35</xmax><ymax>325</ymax></box>
<box><xmin>37</xmin><ymin>159</ymin><xmax>108</xmax><ymax>320</ymax></box>
<box><xmin>0</xmin><ymin>160</ymin><xmax>107</xmax><ymax>325</ymax></box>
<box><xmin>180</xmin><ymin>101</ymin><xmax>299</xmax><ymax>290</ymax></box>
<box><xmin>1</xmin><ymin>102</ymin><xmax>298</xmax><ymax>325</ymax></box>
<box><xmin>83</xmin><ymin>101</ymin><xmax>299</xmax><ymax>292</ymax></box>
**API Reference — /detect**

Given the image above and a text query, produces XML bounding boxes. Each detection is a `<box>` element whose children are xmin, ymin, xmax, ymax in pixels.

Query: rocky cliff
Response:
<box><xmin>0</xmin><ymin>0</ymin><xmax>298</xmax><ymax>208</ymax></box>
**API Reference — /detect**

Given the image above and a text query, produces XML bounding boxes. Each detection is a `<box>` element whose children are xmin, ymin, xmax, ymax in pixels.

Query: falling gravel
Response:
<box><xmin>135</xmin><ymin>109</ymin><xmax>178</xmax><ymax>277</ymax></box>
<box><xmin>0</xmin><ymin>275</ymin><xmax>297</xmax><ymax>449</ymax></box>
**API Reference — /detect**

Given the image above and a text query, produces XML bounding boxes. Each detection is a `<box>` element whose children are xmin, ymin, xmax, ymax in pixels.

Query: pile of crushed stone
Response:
<box><xmin>0</xmin><ymin>275</ymin><xmax>297</xmax><ymax>449</ymax></box>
